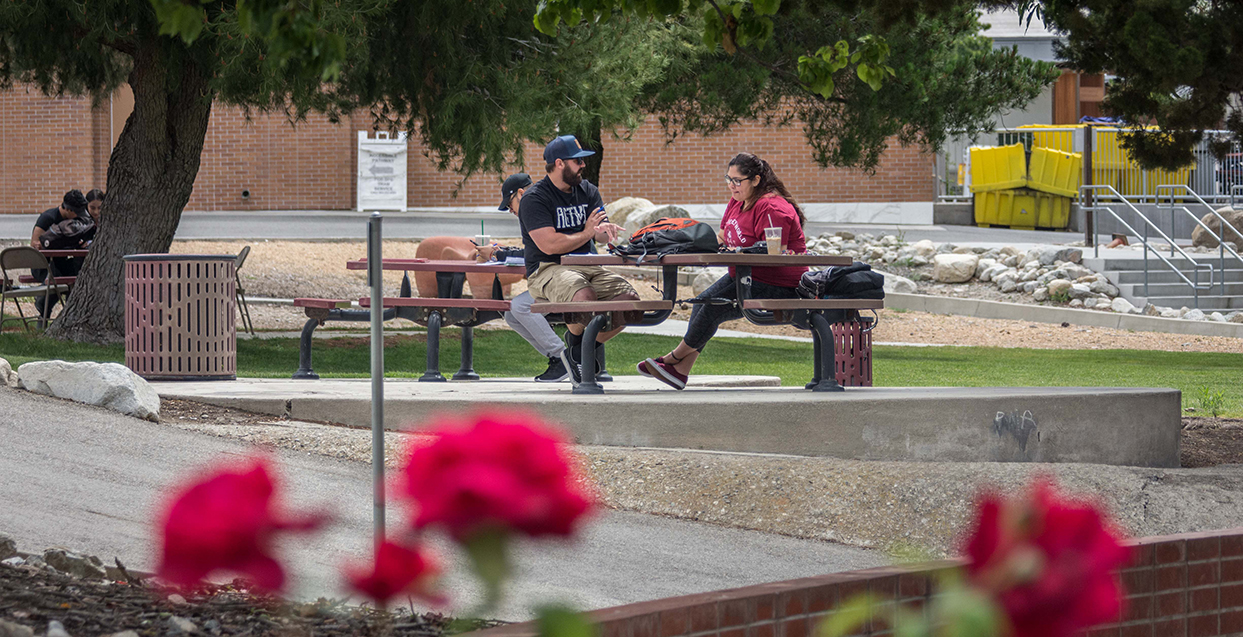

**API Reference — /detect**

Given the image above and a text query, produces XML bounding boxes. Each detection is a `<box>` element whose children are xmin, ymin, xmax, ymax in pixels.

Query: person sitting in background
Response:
<box><xmin>85</xmin><ymin>189</ymin><xmax>105</xmax><ymax>226</ymax></box>
<box><xmin>29</xmin><ymin>189</ymin><xmax>89</xmax><ymax>319</ymax></box>
<box><xmin>518</xmin><ymin>135</ymin><xmax>634</xmax><ymax>387</ymax></box>
<box><xmin>473</xmin><ymin>173</ymin><xmax>569</xmax><ymax>382</ymax></box>
<box><xmin>639</xmin><ymin>152</ymin><xmax>808</xmax><ymax>390</ymax></box>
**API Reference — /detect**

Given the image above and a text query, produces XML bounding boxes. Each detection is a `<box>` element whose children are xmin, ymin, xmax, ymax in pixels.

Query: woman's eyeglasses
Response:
<box><xmin>724</xmin><ymin>175</ymin><xmax>749</xmax><ymax>186</ymax></box>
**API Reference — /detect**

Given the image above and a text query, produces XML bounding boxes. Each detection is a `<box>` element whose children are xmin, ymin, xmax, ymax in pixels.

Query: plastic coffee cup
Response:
<box><xmin>474</xmin><ymin>235</ymin><xmax>492</xmax><ymax>261</ymax></box>
<box><xmin>764</xmin><ymin>227</ymin><xmax>783</xmax><ymax>255</ymax></box>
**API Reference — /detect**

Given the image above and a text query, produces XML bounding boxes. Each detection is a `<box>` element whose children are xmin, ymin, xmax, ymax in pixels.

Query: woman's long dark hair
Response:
<box><xmin>728</xmin><ymin>153</ymin><xmax>805</xmax><ymax>226</ymax></box>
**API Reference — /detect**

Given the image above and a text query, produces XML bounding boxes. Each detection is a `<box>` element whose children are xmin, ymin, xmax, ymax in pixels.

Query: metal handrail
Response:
<box><xmin>1083</xmin><ymin>184</ymin><xmax>1213</xmax><ymax>305</ymax></box>
<box><xmin>1157</xmin><ymin>184</ymin><xmax>1243</xmax><ymax>294</ymax></box>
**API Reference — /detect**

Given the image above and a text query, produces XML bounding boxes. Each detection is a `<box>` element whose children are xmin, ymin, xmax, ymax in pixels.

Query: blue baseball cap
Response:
<box><xmin>543</xmin><ymin>135</ymin><xmax>595</xmax><ymax>163</ymax></box>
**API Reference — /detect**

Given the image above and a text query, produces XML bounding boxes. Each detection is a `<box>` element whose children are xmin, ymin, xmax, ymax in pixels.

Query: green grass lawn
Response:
<box><xmin>1</xmin><ymin>329</ymin><xmax>1240</xmax><ymax>415</ymax></box>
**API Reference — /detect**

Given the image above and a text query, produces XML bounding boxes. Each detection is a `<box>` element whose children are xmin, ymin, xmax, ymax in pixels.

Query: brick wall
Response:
<box><xmin>471</xmin><ymin>528</ymin><xmax>1243</xmax><ymax>637</ymax></box>
<box><xmin>0</xmin><ymin>87</ymin><xmax>108</xmax><ymax>216</ymax></box>
<box><xmin>0</xmin><ymin>88</ymin><xmax>935</xmax><ymax>214</ymax></box>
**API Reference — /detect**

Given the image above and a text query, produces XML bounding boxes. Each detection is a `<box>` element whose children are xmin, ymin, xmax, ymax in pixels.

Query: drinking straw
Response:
<box><xmin>767</xmin><ymin>213</ymin><xmax>774</xmax><ymax>228</ymax></box>
<box><xmin>481</xmin><ymin>220</ymin><xmax>485</xmax><ymax>235</ymax></box>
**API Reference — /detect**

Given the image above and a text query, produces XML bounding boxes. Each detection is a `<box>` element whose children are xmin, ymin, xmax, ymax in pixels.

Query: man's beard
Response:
<box><xmin>561</xmin><ymin>163</ymin><xmax>583</xmax><ymax>187</ymax></box>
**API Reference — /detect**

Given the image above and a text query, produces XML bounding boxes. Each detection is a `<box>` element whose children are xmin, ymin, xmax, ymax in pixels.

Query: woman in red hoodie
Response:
<box><xmin>639</xmin><ymin>152</ymin><xmax>808</xmax><ymax>389</ymax></box>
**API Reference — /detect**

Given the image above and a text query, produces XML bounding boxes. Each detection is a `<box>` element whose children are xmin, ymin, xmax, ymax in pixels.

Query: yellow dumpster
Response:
<box><xmin>970</xmin><ymin>143</ymin><xmax>1028</xmax><ymax>192</ymax></box>
<box><xmin>1008</xmin><ymin>190</ymin><xmax>1039</xmax><ymax>230</ymax></box>
<box><xmin>1033</xmin><ymin>191</ymin><xmax>1072</xmax><ymax>229</ymax></box>
<box><xmin>1028</xmin><ymin>147</ymin><xmax>1082</xmax><ymax>197</ymax></box>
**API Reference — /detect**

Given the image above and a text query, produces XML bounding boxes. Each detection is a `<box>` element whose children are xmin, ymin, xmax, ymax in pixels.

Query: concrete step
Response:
<box><xmin>1128</xmin><ymin>295</ymin><xmax>1243</xmax><ymax>311</ymax></box>
<box><xmin>1115</xmin><ymin>282</ymin><xmax>1243</xmax><ymax>297</ymax></box>
<box><xmin>1107</xmin><ymin>269</ymin><xmax>1243</xmax><ymax>285</ymax></box>
<box><xmin>1083</xmin><ymin>256</ymin><xmax>1243</xmax><ymax>272</ymax></box>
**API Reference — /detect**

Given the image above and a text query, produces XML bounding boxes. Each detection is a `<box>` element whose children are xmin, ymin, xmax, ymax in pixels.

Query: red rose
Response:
<box><xmin>399</xmin><ymin>410</ymin><xmax>594</xmax><ymax>541</ymax></box>
<box><xmin>964</xmin><ymin>479</ymin><xmax>1131</xmax><ymax>637</ymax></box>
<box><xmin>157</xmin><ymin>457</ymin><xmax>327</xmax><ymax>591</ymax></box>
<box><xmin>345</xmin><ymin>540</ymin><xmax>443</xmax><ymax>606</ymax></box>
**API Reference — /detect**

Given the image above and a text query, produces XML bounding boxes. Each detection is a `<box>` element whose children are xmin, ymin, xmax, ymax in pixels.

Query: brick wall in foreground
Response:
<box><xmin>473</xmin><ymin>528</ymin><xmax>1243</xmax><ymax>637</ymax></box>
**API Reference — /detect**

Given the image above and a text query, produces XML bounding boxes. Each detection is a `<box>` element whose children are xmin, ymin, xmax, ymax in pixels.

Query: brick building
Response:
<box><xmin>0</xmin><ymin>85</ymin><xmax>935</xmax><ymax>223</ymax></box>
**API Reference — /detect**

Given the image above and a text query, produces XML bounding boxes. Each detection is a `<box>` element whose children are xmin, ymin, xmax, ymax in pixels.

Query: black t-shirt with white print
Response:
<box><xmin>518</xmin><ymin>175</ymin><xmax>604</xmax><ymax>277</ymax></box>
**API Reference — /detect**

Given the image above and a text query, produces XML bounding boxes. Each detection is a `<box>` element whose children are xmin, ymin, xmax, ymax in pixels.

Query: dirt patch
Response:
<box><xmin>1180</xmin><ymin>417</ymin><xmax>1243</xmax><ymax>468</ymax></box>
<box><xmin>0</xmin><ymin>561</ymin><xmax>489</xmax><ymax>636</ymax></box>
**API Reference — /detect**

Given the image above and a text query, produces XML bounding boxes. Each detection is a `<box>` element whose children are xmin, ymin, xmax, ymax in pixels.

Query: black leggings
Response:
<box><xmin>683</xmin><ymin>273</ymin><xmax>799</xmax><ymax>351</ymax></box>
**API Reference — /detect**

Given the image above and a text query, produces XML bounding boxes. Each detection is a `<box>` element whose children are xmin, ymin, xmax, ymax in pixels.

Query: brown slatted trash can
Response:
<box><xmin>124</xmin><ymin>254</ymin><xmax>237</xmax><ymax>380</ymax></box>
<box><xmin>831</xmin><ymin>317</ymin><xmax>873</xmax><ymax>387</ymax></box>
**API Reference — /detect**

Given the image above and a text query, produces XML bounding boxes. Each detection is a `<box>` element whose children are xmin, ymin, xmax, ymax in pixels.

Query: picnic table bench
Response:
<box><xmin>291</xmin><ymin>259</ymin><xmax>523</xmax><ymax>381</ymax></box>
<box><xmin>558</xmin><ymin>252</ymin><xmax>882</xmax><ymax>393</ymax></box>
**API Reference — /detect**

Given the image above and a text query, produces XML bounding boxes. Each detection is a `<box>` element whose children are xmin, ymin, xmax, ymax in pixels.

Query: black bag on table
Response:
<box><xmin>39</xmin><ymin>217</ymin><xmax>96</xmax><ymax>250</ymax></box>
<box><xmin>609</xmin><ymin>218</ymin><xmax>719</xmax><ymax>262</ymax></box>
<box><xmin>797</xmin><ymin>261</ymin><xmax>886</xmax><ymax>299</ymax></box>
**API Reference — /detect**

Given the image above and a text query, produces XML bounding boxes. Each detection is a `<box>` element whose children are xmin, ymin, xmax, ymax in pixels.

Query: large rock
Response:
<box><xmin>1046</xmin><ymin>279</ymin><xmax>1073</xmax><ymax>298</ymax></box>
<box><xmin>604</xmin><ymin>197</ymin><xmax>655</xmax><ymax>229</ymax></box>
<box><xmin>0</xmin><ymin>534</ymin><xmax>15</xmax><ymax>561</ymax></box>
<box><xmin>1111</xmin><ymin>297</ymin><xmax>1137</xmax><ymax>314</ymax></box>
<box><xmin>17</xmin><ymin>361</ymin><xmax>160</xmax><ymax>421</ymax></box>
<box><xmin>622</xmin><ymin>204</ymin><xmax>691</xmax><ymax>238</ymax></box>
<box><xmin>909</xmin><ymin>239</ymin><xmax>937</xmax><ymax>258</ymax></box>
<box><xmin>43</xmin><ymin>548</ymin><xmax>107</xmax><ymax>579</ymax></box>
<box><xmin>0</xmin><ymin>357</ymin><xmax>16</xmax><ymax>388</ymax></box>
<box><xmin>1035</xmin><ymin>246</ymin><xmax>1083</xmax><ymax>265</ymax></box>
<box><xmin>875</xmin><ymin>270</ymin><xmax>917</xmax><ymax>294</ymax></box>
<box><xmin>691</xmin><ymin>267</ymin><xmax>729</xmax><ymax>296</ymax></box>
<box><xmin>931</xmin><ymin>254</ymin><xmax>978</xmax><ymax>283</ymax></box>
<box><xmin>1190</xmin><ymin>206</ymin><xmax>1243</xmax><ymax>249</ymax></box>
<box><xmin>1068</xmin><ymin>283</ymin><xmax>1093</xmax><ymax>300</ymax></box>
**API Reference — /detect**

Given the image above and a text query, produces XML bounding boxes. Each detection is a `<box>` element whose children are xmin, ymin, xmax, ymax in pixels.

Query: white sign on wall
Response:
<box><xmin>357</xmin><ymin>131</ymin><xmax>408</xmax><ymax>211</ymax></box>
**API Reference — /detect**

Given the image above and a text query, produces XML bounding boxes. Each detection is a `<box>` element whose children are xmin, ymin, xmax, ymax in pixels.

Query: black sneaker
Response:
<box><xmin>535</xmin><ymin>356</ymin><xmax>570</xmax><ymax>383</ymax></box>
<box><xmin>559</xmin><ymin>348</ymin><xmax>582</xmax><ymax>387</ymax></box>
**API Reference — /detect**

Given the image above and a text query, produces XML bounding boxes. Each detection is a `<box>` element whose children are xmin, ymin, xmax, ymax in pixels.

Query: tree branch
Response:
<box><xmin>702</xmin><ymin>0</ymin><xmax>836</xmax><ymax>99</ymax></box>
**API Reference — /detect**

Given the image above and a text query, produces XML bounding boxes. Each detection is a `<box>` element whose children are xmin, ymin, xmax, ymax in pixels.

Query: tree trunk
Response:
<box><xmin>46</xmin><ymin>41</ymin><xmax>213</xmax><ymax>344</ymax></box>
<box><xmin>577</xmin><ymin>119</ymin><xmax>604</xmax><ymax>190</ymax></box>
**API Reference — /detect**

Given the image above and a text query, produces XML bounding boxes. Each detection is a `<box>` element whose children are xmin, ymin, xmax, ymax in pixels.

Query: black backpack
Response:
<box><xmin>797</xmin><ymin>261</ymin><xmax>886</xmax><ymax>299</ymax></box>
<box><xmin>609</xmin><ymin>218</ymin><xmax>719</xmax><ymax>263</ymax></box>
<box><xmin>39</xmin><ymin>217</ymin><xmax>96</xmax><ymax>249</ymax></box>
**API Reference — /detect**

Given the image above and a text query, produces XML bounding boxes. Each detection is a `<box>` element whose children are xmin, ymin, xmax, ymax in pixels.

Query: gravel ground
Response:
<box><xmin>160</xmin><ymin>399</ymin><xmax>1243</xmax><ymax>557</ymax></box>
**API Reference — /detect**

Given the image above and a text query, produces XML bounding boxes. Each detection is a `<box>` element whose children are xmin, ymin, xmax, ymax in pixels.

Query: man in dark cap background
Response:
<box><xmin>28</xmin><ymin>189</ymin><xmax>89</xmax><ymax>319</ymax></box>
<box><xmin>518</xmin><ymin>135</ymin><xmax>636</xmax><ymax>386</ymax></box>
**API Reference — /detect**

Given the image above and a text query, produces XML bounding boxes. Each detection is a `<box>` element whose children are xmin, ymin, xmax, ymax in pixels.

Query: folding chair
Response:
<box><xmin>235</xmin><ymin>245</ymin><xmax>255</xmax><ymax>336</ymax></box>
<box><xmin>1</xmin><ymin>247</ymin><xmax>71</xmax><ymax>333</ymax></box>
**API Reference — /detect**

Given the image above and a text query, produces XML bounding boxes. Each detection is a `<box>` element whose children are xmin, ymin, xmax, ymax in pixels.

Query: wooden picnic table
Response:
<box><xmin>560</xmin><ymin>252</ymin><xmax>880</xmax><ymax>392</ymax></box>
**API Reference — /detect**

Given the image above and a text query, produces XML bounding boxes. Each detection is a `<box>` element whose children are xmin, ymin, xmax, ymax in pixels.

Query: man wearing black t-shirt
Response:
<box><xmin>519</xmin><ymin>135</ymin><xmax>637</xmax><ymax>385</ymax></box>
<box><xmin>29</xmin><ymin>189</ymin><xmax>89</xmax><ymax>319</ymax></box>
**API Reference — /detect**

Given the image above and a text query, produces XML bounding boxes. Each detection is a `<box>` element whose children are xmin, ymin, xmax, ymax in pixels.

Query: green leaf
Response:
<box><xmin>752</xmin><ymin>0</ymin><xmax>780</xmax><ymax>16</ymax></box>
<box><xmin>703</xmin><ymin>8</ymin><xmax>724</xmax><ymax>48</ymax></box>
<box><xmin>816</xmin><ymin>594</ymin><xmax>884</xmax><ymax>637</ymax></box>
<box><xmin>536</xmin><ymin>606</ymin><xmax>597</xmax><ymax>637</ymax></box>
<box><xmin>464</xmin><ymin>529</ymin><xmax>512</xmax><ymax>613</ymax></box>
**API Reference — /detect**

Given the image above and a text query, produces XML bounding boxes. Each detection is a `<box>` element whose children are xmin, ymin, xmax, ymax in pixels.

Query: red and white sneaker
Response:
<box><xmin>644</xmin><ymin>358</ymin><xmax>687</xmax><ymax>390</ymax></box>
<box><xmin>636</xmin><ymin>356</ymin><xmax>668</xmax><ymax>378</ymax></box>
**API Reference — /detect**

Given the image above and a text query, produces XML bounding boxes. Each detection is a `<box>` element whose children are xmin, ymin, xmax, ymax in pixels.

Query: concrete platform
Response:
<box><xmin>154</xmin><ymin>377</ymin><xmax>1182</xmax><ymax>468</ymax></box>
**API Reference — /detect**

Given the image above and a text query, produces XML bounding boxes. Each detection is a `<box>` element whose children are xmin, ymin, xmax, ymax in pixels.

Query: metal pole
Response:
<box><xmin>1083</xmin><ymin>125</ymin><xmax>1095</xmax><ymax>247</ymax></box>
<box><xmin>368</xmin><ymin>212</ymin><xmax>385</xmax><ymax>552</ymax></box>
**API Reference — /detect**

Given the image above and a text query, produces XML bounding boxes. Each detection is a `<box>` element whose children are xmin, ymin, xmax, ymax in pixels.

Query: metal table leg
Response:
<box><xmin>574</xmin><ymin>315</ymin><xmax>607</xmax><ymax>394</ymax></box>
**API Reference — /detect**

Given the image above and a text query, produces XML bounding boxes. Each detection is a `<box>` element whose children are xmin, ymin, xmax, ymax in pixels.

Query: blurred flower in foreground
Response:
<box><xmin>400</xmin><ymin>409</ymin><xmax>594</xmax><ymax>541</ymax></box>
<box><xmin>822</xmin><ymin>477</ymin><xmax>1130</xmax><ymax>637</ymax></box>
<box><xmin>345</xmin><ymin>540</ymin><xmax>444</xmax><ymax>606</ymax></box>
<box><xmin>157</xmin><ymin>456</ymin><xmax>328</xmax><ymax>591</ymax></box>
<box><xmin>399</xmin><ymin>409</ymin><xmax>595</xmax><ymax>610</ymax></box>
<box><xmin>965</xmin><ymin>479</ymin><xmax>1131</xmax><ymax>637</ymax></box>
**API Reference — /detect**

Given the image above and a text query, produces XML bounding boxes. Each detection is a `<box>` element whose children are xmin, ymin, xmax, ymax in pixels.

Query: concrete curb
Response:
<box><xmin>886</xmin><ymin>292</ymin><xmax>1243</xmax><ymax>338</ymax></box>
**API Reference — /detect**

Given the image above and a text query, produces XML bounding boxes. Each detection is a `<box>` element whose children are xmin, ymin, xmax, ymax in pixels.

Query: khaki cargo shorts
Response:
<box><xmin>528</xmin><ymin>262</ymin><xmax>636</xmax><ymax>303</ymax></box>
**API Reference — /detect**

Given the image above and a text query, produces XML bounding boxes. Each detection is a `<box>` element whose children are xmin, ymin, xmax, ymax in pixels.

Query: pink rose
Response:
<box><xmin>400</xmin><ymin>410</ymin><xmax>593</xmax><ymax>541</ymax></box>
<box><xmin>157</xmin><ymin>457</ymin><xmax>326</xmax><ymax>591</ymax></box>
<box><xmin>345</xmin><ymin>540</ymin><xmax>443</xmax><ymax>606</ymax></box>
<box><xmin>964</xmin><ymin>479</ymin><xmax>1131</xmax><ymax>637</ymax></box>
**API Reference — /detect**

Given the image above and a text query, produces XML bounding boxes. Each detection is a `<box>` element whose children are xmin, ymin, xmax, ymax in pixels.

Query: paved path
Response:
<box><xmin>0</xmin><ymin>387</ymin><xmax>885</xmax><ymax>620</ymax></box>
